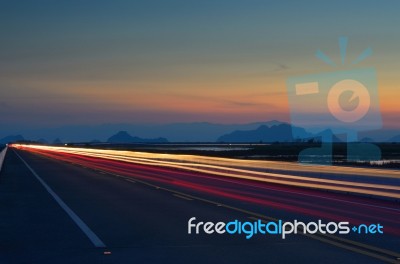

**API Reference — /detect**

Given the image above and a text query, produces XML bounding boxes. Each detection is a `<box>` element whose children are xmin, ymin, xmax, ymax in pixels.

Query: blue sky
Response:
<box><xmin>0</xmin><ymin>0</ymin><xmax>399</xmax><ymax>133</ymax></box>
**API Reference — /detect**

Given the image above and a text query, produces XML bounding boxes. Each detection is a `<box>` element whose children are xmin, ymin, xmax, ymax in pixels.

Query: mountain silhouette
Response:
<box><xmin>0</xmin><ymin>135</ymin><xmax>24</xmax><ymax>144</ymax></box>
<box><xmin>107</xmin><ymin>131</ymin><xmax>168</xmax><ymax>143</ymax></box>
<box><xmin>307</xmin><ymin>129</ymin><xmax>342</xmax><ymax>143</ymax></box>
<box><xmin>388</xmin><ymin>134</ymin><xmax>400</xmax><ymax>143</ymax></box>
<box><xmin>360</xmin><ymin>137</ymin><xmax>374</xmax><ymax>143</ymax></box>
<box><xmin>217</xmin><ymin>124</ymin><xmax>311</xmax><ymax>142</ymax></box>
<box><xmin>53</xmin><ymin>138</ymin><xmax>63</xmax><ymax>145</ymax></box>
<box><xmin>1</xmin><ymin>120</ymin><xmax>285</xmax><ymax>142</ymax></box>
<box><xmin>1</xmin><ymin>121</ymin><xmax>397</xmax><ymax>143</ymax></box>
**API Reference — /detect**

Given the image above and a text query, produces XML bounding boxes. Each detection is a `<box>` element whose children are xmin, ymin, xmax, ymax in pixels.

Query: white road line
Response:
<box><xmin>173</xmin><ymin>194</ymin><xmax>193</xmax><ymax>201</ymax></box>
<box><xmin>14</xmin><ymin>150</ymin><xmax>106</xmax><ymax>248</ymax></box>
<box><xmin>0</xmin><ymin>146</ymin><xmax>8</xmax><ymax>172</ymax></box>
<box><xmin>124</xmin><ymin>179</ymin><xmax>136</xmax><ymax>183</ymax></box>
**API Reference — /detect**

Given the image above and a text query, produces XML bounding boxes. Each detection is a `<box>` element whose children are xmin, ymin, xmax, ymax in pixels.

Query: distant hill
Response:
<box><xmin>360</xmin><ymin>137</ymin><xmax>374</xmax><ymax>143</ymax></box>
<box><xmin>38</xmin><ymin>138</ymin><xmax>49</xmax><ymax>144</ymax></box>
<box><xmin>1</xmin><ymin>121</ymin><xmax>397</xmax><ymax>143</ymax></box>
<box><xmin>388</xmin><ymin>135</ymin><xmax>400</xmax><ymax>142</ymax></box>
<box><xmin>217</xmin><ymin>124</ymin><xmax>311</xmax><ymax>143</ymax></box>
<box><xmin>107</xmin><ymin>131</ymin><xmax>168</xmax><ymax>143</ymax></box>
<box><xmin>217</xmin><ymin>125</ymin><xmax>347</xmax><ymax>143</ymax></box>
<box><xmin>359</xmin><ymin>129</ymin><xmax>400</xmax><ymax>143</ymax></box>
<box><xmin>0</xmin><ymin>135</ymin><xmax>24</xmax><ymax>144</ymax></box>
<box><xmin>308</xmin><ymin>129</ymin><xmax>342</xmax><ymax>143</ymax></box>
<box><xmin>0</xmin><ymin>120</ymin><xmax>287</xmax><ymax>142</ymax></box>
<box><xmin>53</xmin><ymin>138</ymin><xmax>63</xmax><ymax>145</ymax></box>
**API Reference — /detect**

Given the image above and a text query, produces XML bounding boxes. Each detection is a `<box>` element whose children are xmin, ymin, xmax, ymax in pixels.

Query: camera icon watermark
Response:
<box><xmin>287</xmin><ymin>37</ymin><xmax>382</xmax><ymax>165</ymax></box>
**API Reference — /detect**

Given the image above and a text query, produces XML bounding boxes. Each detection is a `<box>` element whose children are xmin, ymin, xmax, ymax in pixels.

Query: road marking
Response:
<box><xmin>124</xmin><ymin>179</ymin><xmax>136</xmax><ymax>183</ymax></box>
<box><xmin>183</xmin><ymin>173</ymin><xmax>400</xmax><ymax>212</ymax></box>
<box><xmin>18</xmin><ymin>151</ymin><xmax>400</xmax><ymax>262</ymax></box>
<box><xmin>173</xmin><ymin>194</ymin><xmax>193</xmax><ymax>201</ymax></box>
<box><xmin>245</xmin><ymin>216</ymin><xmax>400</xmax><ymax>263</ymax></box>
<box><xmin>14</xmin><ymin>150</ymin><xmax>106</xmax><ymax>248</ymax></box>
<box><xmin>304</xmin><ymin>233</ymin><xmax>397</xmax><ymax>263</ymax></box>
<box><xmin>242</xmin><ymin>182</ymin><xmax>400</xmax><ymax>213</ymax></box>
<box><xmin>0</xmin><ymin>146</ymin><xmax>8</xmax><ymax>172</ymax></box>
<box><xmin>106</xmin><ymin>170</ymin><xmax>400</xmax><ymax>263</ymax></box>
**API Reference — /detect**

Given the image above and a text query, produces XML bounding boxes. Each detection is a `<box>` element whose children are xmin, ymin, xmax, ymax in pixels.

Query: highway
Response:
<box><xmin>0</xmin><ymin>146</ymin><xmax>399</xmax><ymax>263</ymax></box>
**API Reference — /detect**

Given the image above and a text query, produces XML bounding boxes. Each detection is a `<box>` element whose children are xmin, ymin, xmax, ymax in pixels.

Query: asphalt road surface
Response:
<box><xmin>0</xmin><ymin>148</ymin><xmax>399</xmax><ymax>264</ymax></box>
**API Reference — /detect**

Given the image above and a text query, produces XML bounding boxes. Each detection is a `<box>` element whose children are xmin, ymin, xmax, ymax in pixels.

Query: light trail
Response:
<box><xmin>10</xmin><ymin>144</ymin><xmax>400</xmax><ymax>262</ymax></box>
<box><xmin>11</xmin><ymin>144</ymin><xmax>400</xmax><ymax>235</ymax></box>
<box><xmin>11</xmin><ymin>144</ymin><xmax>400</xmax><ymax>199</ymax></box>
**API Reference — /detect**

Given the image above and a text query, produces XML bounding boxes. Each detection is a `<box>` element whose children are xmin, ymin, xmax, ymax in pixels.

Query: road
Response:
<box><xmin>0</xmin><ymin>147</ymin><xmax>399</xmax><ymax>263</ymax></box>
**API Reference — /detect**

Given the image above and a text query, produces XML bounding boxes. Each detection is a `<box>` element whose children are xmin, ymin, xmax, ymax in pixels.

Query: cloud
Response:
<box><xmin>161</xmin><ymin>92</ymin><xmax>275</xmax><ymax>108</ymax></box>
<box><xmin>273</xmin><ymin>63</ymin><xmax>289</xmax><ymax>72</ymax></box>
<box><xmin>224</xmin><ymin>100</ymin><xmax>266</xmax><ymax>107</ymax></box>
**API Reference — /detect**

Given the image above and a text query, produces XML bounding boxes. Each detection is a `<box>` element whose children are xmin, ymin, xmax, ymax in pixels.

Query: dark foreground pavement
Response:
<box><xmin>0</xmin><ymin>149</ymin><xmax>392</xmax><ymax>264</ymax></box>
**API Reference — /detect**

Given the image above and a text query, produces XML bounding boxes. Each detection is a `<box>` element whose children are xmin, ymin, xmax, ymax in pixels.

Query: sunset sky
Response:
<box><xmin>0</xmin><ymin>0</ymin><xmax>399</xmax><ymax>132</ymax></box>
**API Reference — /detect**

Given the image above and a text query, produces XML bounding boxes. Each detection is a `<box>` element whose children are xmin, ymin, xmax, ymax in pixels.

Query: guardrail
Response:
<box><xmin>0</xmin><ymin>146</ymin><xmax>8</xmax><ymax>172</ymax></box>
